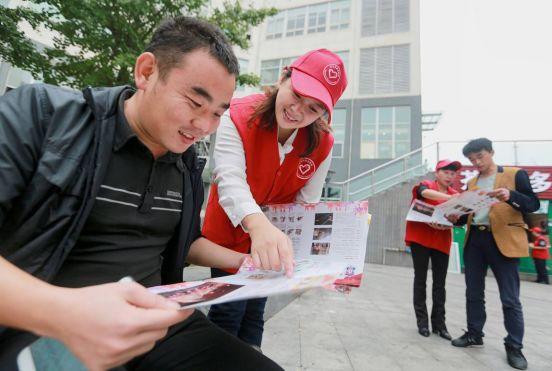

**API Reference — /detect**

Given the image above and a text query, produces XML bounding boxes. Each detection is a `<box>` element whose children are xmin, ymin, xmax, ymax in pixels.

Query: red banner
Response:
<box><xmin>452</xmin><ymin>166</ymin><xmax>552</xmax><ymax>200</ymax></box>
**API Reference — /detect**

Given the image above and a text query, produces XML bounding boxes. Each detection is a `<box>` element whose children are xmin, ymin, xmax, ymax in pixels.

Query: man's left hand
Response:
<box><xmin>488</xmin><ymin>188</ymin><xmax>510</xmax><ymax>202</ymax></box>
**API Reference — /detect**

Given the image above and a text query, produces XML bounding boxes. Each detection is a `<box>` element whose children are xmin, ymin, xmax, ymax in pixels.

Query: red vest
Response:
<box><xmin>531</xmin><ymin>236</ymin><xmax>550</xmax><ymax>260</ymax></box>
<box><xmin>404</xmin><ymin>180</ymin><xmax>458</xmax><ymax>255</ymax></box>
<box><xmin>202</xmin><ymin>94</ymin><xmax>334</xmax><ymax>271</ymax></box>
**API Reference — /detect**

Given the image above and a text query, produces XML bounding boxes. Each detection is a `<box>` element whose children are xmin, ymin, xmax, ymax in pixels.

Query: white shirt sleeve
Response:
<box><xmin>212</xmin><ymin>112</ymin><xmax>263</xmax><ymax>227</ymax></box>
<box><xmin>294</xmin><ymin>148</ymin><xmax>333</xmax><ymax>204</ymax></box>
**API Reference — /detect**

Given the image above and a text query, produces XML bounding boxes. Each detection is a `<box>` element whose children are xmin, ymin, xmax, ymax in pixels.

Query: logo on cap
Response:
<box><xmin>323</xmin><ymin>64</ymin><xmax>341</xmax><ymax>86</ymax></box>
<box><xmin>296</xmin><ymin>158</ymin><xmax>316</xmax><ymax>180</ymax></box>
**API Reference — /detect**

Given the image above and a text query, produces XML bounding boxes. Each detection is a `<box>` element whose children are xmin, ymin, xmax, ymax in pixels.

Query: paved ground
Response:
<box><xmin>262</xmin><ymin>264</ymin><xmax>552</xmax><ymax>371</ymax></box>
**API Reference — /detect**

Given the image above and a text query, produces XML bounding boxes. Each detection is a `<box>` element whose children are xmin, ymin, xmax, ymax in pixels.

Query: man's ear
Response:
<box><xmin>134</xmin><ymin>52</ymin><xmax>157</xmax><ymax>90</ymax></box>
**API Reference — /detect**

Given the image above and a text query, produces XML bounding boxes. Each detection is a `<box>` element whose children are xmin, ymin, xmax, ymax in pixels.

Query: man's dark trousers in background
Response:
<box><xmin>464</xmin><ymin>228</ymin><xmax>524</xmax><ymax>348</ymax></box>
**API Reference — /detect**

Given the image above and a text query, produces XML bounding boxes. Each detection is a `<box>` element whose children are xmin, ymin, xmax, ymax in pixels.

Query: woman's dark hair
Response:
<box><xmin>248</xmin><ymin>69</ymin><xmax>331</xmax><ymax>157</ymax></box>
<box><xmin>145</xmin><ymin>16</ymin><xmax>239</xmax><ymax>80</ymax></box>
<box><xmin>462</xmin><ymin>138</ymin><xmax>493</xmax><ymax>157</ymax></box>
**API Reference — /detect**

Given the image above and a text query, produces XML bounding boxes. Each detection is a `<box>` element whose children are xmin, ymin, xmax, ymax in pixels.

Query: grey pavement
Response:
<box><xmin>262</xmin><ymin>264</ymin><xmax>552</xmax><ymax>371</ymax></box>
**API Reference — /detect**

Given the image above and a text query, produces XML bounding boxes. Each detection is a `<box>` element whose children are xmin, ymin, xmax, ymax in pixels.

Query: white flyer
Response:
<box><xmin>263</xmin><ymin>201</ymin><xmax>370</xmax><ymax>287</ymax></box>
<box><xmin>406</xmin><ymin>190</ymin><xmax>499</xmax><ymax>226</ymax></box>
<box><xmin>149</xmin><ymin>201</ymin><xmax>371</xmax><ymax>309</ymax></box>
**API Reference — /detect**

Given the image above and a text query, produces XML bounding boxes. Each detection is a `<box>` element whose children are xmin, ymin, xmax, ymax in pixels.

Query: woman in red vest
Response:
<box><xmin>405</xmin><ymin>159</ymin><xmax>461</xmax><ymax>340</ymax></box>
<box><xmin>530</xmin><ymin>227</ymin><xmax>550</xmax><ymax>284</ymax></box>
<box><xmin>202</xmin><ymin>49</ymin><xmax>347</xmax><ymax>349</ymax></box>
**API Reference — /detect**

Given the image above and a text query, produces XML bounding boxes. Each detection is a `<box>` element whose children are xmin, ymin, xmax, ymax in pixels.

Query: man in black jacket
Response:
<box><xmin>0</xmin><ymin>16</ymin><xmax>282</xmax><ymax>371</ymax></box>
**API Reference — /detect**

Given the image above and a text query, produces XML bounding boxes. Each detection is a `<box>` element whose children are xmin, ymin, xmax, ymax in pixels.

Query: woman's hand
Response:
<box><xmin>243</xmin><ymin>213</ymin><xmax>295</xmax><ymax>277</ymax></box>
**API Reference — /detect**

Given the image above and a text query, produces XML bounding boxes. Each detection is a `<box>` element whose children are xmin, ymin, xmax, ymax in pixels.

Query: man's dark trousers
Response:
<box><xmin>464</xmin><ymin>228</ymin><xmax>524</xmax><ymax>348</ymax></box>
<box><xmin>208</xmin><ymin>268</ymin><xmax>267</xmax><ymax>346</ymax></box>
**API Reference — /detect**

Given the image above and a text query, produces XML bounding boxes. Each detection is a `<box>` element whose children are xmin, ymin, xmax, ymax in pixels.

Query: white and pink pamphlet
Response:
<box><xmin>149</xmin><ymin>201</ymin><xmax>371</xmax><ymax>309</ymax></box>
<box><xmin>406</xmin><ymin>190</ymin><xmax>499</xmax><ymax>226</ymax></box>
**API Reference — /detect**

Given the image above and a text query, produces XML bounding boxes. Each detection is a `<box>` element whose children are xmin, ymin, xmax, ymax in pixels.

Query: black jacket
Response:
<box><xmin>0</xmin><ymin>83</ymin><xmax>204</xmax><ymax>284</ymax></box>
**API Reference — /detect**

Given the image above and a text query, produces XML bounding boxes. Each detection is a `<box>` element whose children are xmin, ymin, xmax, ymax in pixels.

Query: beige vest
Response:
<box><xmin>466</xmin><ymin>167</ymin><xmax>529</xmax><ymax>257</ymax></box>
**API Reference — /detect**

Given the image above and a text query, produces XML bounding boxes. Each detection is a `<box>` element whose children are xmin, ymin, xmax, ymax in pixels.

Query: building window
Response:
<box><xmin>359</xmin><ymin>44</ymin><xmax>410</xmax><ymax>95</ymax></box>
<box><xmin>331</xmin><ymin>108</ymin><xmax>346</xmax><ymax>158</ymax></box>
<box><xmin>286</xmin><ymin>7</ymin><xmax>306</xmax><ymax>37</ymax></box>
<box><xmin>335</xmin><ymin>50</ymin><xmax>349</xmax><ymax>73</ymax></box>
<box><xmin>307</xmin><ymin>3</ymin><xmax>328</xmax><ymax>34</ymax></box>
<box><xmin>360</xmin><ymin>106</ymin><xmax>411</xmax><ymax>159</ymax></box>
<box><xmin>260</xmin><ymin>57</ymin><xmax>297</xmax><ymax>86</ymax></box>
<box><xmin>266</xmin><ymin>13</ymin><xmax>285</xmax><ymax>39</ymax></box>
<box><xmin>329</xmin><ymin>0</ymin><xmax>350</xmax><ymax>30</ymax></box>
<box><xmin>361</xmin><ymin>0</ymin><xmax>409</xmax><ymax>37</ymax></box>
<box><xmin>266</xmin><ymin>1</ymin><xmax>351</xmax><ymax>40</ymax></box>
<box><xmin>236</xmin><ymin>59</ymin><xmax>249</xmax><ymax>92</ymax></box>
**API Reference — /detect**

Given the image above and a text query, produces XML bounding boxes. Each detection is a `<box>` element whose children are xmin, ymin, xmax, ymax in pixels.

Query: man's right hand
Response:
<box><xmin>43</xmin><ymin>282</ymin><xmax>192</xmax><ymax>371</ymax></box>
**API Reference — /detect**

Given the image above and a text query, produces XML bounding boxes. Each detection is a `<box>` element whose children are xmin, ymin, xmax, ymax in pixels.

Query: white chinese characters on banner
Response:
<box><xmin>529</xmin><ymin>171</ymin><xmax>552</xmax><ymax>193</ymax></box>
<box><xmin>458</xmin><ymin>169</ymin><xmax>551</xmax><ymax>194</ymax></box>
<box><xmin>459</xmin><ymin>170</ymin><xmax>478</xmax><ymax>190</ymax></box>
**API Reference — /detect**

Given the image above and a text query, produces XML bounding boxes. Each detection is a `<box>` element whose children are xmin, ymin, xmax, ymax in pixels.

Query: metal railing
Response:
<box><xmin>327</xmin><ymin>139</ymin><xmax>552</xmax><ymax>201</ymax></box>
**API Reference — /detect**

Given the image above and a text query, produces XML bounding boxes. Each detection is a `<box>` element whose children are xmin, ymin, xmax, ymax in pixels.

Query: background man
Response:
<box><xmin>450</xmin><ymin>138</ymin><xmax>539</xmax><ymax>370</ymax></box>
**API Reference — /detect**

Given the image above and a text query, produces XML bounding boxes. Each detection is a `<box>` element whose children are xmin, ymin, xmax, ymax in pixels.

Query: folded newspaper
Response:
<box><xmin>149</xmin><ymin>201</ymin><xmax>371</xmax><ymax>309</ymax></box>
<box><xmin>406</xmin><ymin>190</ymin><xmax>499</xmax><ymax>226</ymax></box>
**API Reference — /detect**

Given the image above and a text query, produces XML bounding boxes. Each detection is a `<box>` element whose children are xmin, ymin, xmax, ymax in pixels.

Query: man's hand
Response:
<box><xmin>43</xmin><ymin>282</ymin><xmax>192</xmax><ymax>371</ymax></box>
<box><xmin>243</xmin><ymin>214</ymin><xmax>294</xmax><ymax>277</ymax></box>
<box><xmin>488</xmin><ymin>188</ymin><xmax>510</xmax><ymax>202</ymax></box>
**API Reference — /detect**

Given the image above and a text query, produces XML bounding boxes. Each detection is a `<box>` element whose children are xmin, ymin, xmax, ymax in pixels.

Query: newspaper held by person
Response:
<box><xmin>149</xmin><ymin>201</ymin><xmax>371</xmax><ymax>308</ymax></box>
<box><xmin>406</xmin><ymin>190</ymin><xmax>498</xmax><ymax>226</ymax></box>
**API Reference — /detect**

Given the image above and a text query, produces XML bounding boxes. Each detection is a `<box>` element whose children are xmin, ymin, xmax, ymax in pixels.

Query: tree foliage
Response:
<box><xmin>0</xmin><ymin>0</ymin><xmax>276</xmax><ymax>88</ymax></box>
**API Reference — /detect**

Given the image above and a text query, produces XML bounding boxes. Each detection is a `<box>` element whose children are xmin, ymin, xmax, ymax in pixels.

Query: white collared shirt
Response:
<box><xmin>212</xmin><ymin>111</ymin><xmax>332</xmax><ymax>228</ymax></box>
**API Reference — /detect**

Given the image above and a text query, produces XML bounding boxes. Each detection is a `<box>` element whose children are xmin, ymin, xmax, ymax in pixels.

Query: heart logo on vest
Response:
<box><xmin>323</xmin><ymin>64</ymin><xmax>341</xmax><ymax>86</ymax></box>
<box><xmin>297</xmin><ymin>158</ymin><xmax>316</xmax><ymax>180</ymax></box>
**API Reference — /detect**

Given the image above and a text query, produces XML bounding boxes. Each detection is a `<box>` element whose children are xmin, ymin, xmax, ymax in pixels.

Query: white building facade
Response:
<box><xmin>230</xmin><ymin>0</ymin><xmax>422</xmax><ymax>198</ymax></box>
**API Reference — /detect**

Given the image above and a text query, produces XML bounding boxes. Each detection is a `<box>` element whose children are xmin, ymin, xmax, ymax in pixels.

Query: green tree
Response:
<box><xmin>0</xmin><ymin>0</ymin><xmax>276</xmax><ymax>88</ymax></box>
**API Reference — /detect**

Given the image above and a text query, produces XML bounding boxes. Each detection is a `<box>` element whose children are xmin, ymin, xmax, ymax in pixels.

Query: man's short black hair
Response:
<box><xmin>145</xmin><ymin>16</ymin><xmax>239</xmax><ymax>80</ymax></box>
<box><xmin>462</xmin><ymin>137</ymin><xmax>493</xmax><ymax>157</ymax></box>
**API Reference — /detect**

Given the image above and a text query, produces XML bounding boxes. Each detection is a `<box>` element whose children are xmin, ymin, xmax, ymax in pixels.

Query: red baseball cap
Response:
<box><xmin>289</xmin><ymin>49</ymin><xmax>348</xmax><ymax>124</ymax></box>
<box><xmin>531</xmin><ymin>227</ymin><xmax>543</xmax><ymax>234</ymax></box>
<box><xmin>435</xmin><ymin>159</ymin><xmax>462</xmax><ymax>171</ymax></box>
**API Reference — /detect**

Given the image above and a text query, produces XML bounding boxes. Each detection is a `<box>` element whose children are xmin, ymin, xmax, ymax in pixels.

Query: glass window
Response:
<box><xmin>395</xmin><ymin>106</ymin><xmax>410</xmax><ymax>123</ymax></box>
<box><xmin>360</xmin><ymin>106</ymin><xmax>411</xmax><ymax>159</ymax></box>
<box><xmin>335</xmin><ymin>50</ymin><xmax>349</xmax><ymax>73</ymax></box>
<box><xmin>260</xmin><ymin>59</ymin><xmax>280</xmax><ymax>85</ymax></box>
<box><xmin>307</xmin><ymin>3</ymin><xmax>328</xmax><ymax>33</ymax></box>
<box><xmin>378</xmin><ymin>141</ymin><xmax>393</xmax><ymax>158</ymax></box>
<box><xmin>286</xmin><ymin>7</ymin><xmax>306</xmax><ymax>37</ymax></box>
<box><xmin>332</xmin><ymin>108</ymin><xmax>347</xmax><ymax>157</ymax></box>
<box><xmin>266</xmin><ymin>13</ymin><xmax>285</xmax><ymax>39</ymax></box>
<box><xmin>260</xmin><ymin>57</ymin><xmax>298</xmax><ymax>86</ymax></box>
<box><xmin>330</xmin><ymin>0</ymin><xmax>350</xmax><ymax>30</ymax></box>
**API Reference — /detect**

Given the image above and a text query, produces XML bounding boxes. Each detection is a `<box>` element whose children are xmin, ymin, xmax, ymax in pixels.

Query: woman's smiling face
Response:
<box><xmin>274</xmin><ymin>78</ymin><xmax>327</xmax><ymax>131</ymax></box>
